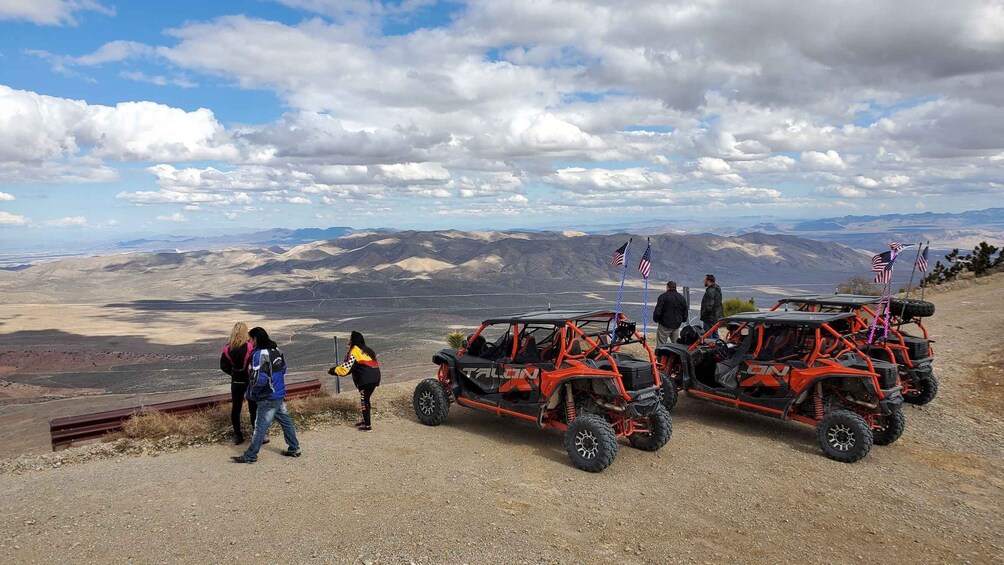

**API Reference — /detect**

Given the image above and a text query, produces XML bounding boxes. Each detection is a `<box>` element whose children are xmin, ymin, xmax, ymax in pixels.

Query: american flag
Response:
<box><xmin>889</xmin><ymin>241</ymin><xmax>910</xmax><ymax>253</ymax></box>
<box><xmin>611</xmin><ymin>241</ymin><xmax>629</xmax><ymax>267</ymax></box>
<box><xmin>872</xmin><ymin>250</ymin><xmax>893</xmax><ymax>284</ymax></box>
<box><xmin>638</xmin><ymin>240</ymin><xmax>652</xmax><ymax>279</ymax></box>
<box><xmin>916</xmin><ymin>245</ymin><xmax>929</xmax><ymax>272</ymax></box>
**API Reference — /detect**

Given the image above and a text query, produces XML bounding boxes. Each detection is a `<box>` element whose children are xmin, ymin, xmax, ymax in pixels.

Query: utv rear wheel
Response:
<box><xmin>889</xmin><ymin>298</ymin><xmax>936</xmax><ymax>319</ymax></box>
<box><xmin>872</xmin><ymin>406</ymin><xmax>906</xmax><ymax>446</ymax></box>
<box><xmin>903</xmin><ymin>374</ymin><xmax>939</xmax><ymax>405</ymax></box>
<box><xmin>564</xmin><ymin>414</ymin><xmax>618</xmax><ymax>472</ymax></box>
<box><xmin>628</xmin><ymin>405</ymin><xmax>673</xmax><ymax>452</ymax></box>
<box><xmin>817</xmin><ymin>409</ymin><xmax>873</xmax><ymax>463</ymax></box>
<box><xmin>660</xmin><ymin>376</ymin><xmax>679</xmax><ymax>411</ymax></box>
<box><xmin>413</xmin><ymin>378</ymin><xmax>449</xmax><ymax>426</ymax></box>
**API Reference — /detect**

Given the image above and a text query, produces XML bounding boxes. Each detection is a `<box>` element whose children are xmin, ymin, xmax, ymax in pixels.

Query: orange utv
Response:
<box><xmin>413</xmin><ymin>310</ymin><xmax>672</xmax><ymax>472</ymax></box>
<box><xmin>773</xmin><ymin>294</ymin><xmax>937</xmax><ymax>405</ymax></box>
<box><xmin>656</xmin><ymin>311</ymin><xmax>905</xmax><ymax>463</ymax></box>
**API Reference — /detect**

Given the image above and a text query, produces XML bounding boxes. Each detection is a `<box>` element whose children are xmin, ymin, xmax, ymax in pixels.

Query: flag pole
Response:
<box><xmin>920</xmin><ymin>240</ymin><xmax>931</xmax><ymax>302</ymax></box>
<box><xmin>612</xmin><ymin>238</ymin><xmax>632</xmax><ymax>341</ymax></box>
<box><xmin>897</xmin><ymin>242</ymin><xmax>924</xmax><ymax>330</ymax></box>
<box><xmin>642</xmin><ymin>238</ymin><xmax>650</xmax><ymax>342</ymax></box>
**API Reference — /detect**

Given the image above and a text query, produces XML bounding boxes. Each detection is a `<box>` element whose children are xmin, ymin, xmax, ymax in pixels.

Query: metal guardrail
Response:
<box><xmin>49</xmin><ymin>378</ymin><xmax>323</xmax><ymax>451</ymax></box>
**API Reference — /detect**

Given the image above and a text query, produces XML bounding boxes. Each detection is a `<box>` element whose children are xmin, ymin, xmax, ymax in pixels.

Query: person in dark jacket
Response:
<box><xmin>653</xmin><ymin>281</ymin><xmax>689</xmax><ymax>345</ymax></box>
<box><xmin>219</xmin><ymin>321</ymin><xmax>257</xmax><ymax>444</ymax></box>
<box><xmin>329</xmin><ymin>331</ymin><xmax>381</xmax><ymax>431</ymax></box>
<box><xmin>232</xmin><ymin>326</ymin><xmax>300</xmax><ymax>463</ymax></box>
<box><xmin>700</xmin><ymin>274</ymin><xmax>724</xmax><ymax>334</ymax></box>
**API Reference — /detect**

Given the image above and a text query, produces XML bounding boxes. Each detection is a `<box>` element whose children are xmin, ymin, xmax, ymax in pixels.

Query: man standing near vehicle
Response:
<box><xmin>654</xmin><ymin>280</ymin><xmax>688</xmax><ymax>345</ymax></box>
<box><xmin>701</xmin><ymin>274</ymin><xmax>724</xmax><ymax>334</ymax></box>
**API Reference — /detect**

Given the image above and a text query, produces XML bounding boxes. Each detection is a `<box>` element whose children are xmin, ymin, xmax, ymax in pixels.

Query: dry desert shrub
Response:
<box><xmin>121</xmin><ymin>405</ymin><xmax>228</xmax><ymax>440</ymax></box>
<box><xmin>118</xmin><ymin>391</ymin><xmax>362</xmax><ymax>443</ymax></box>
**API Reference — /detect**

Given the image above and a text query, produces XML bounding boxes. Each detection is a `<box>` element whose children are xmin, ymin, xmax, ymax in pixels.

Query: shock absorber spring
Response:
<box><xmin>813</xmin><ymin>382</ymin><xmax>824</xmax><ymax>420</ymax></box>
<box><xmin>564</xmin><ymin>383</ymin><xmax>577</xmax><ymax>422</ymax></box>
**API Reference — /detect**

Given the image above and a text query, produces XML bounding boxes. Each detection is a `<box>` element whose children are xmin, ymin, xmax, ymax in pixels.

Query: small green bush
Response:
<box><xmin>723</xmin><ymin>297</ymin><xmax>756</xmax><ymax>317</ymax></box>
<box><xmin>837</xmin><ymin>275</ymin><xmax>880</xmax><ymax>295</ymax></box>
<box><xmin>446</xmin><ymin>331</ymin><xmax>466</xmax><ymax>350</ymax></box>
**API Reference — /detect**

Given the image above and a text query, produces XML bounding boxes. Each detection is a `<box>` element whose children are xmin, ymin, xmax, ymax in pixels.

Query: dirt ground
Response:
<box><xmin>1</xmin><ymin>275</ymin><xmax>1002</xmax><ymax>564</ymax></box>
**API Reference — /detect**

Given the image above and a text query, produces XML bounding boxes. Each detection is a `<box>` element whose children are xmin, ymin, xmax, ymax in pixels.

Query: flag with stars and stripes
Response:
<box><xmin>611</xmin><ymin>241</ymin><xmax>629</xmax><ymax>267</ymax></box>
<box><xmin>916</xmin><ymin>245</ymin><xmax>929</xmax><ymax>272</ymax></box>
<box><xmin>872</xmin><ymin>250</ymin><xmax>893</xmax><ymax>284</ymax></box>
<box><xmin>889</xmin><ymin>241</ymin><xmax>909</xmax><ymax>254</ymax></box>
<box><xmin>637</xmin><ymin>241</ymin><xmax>652</xmax><ymax>279</ymax></box>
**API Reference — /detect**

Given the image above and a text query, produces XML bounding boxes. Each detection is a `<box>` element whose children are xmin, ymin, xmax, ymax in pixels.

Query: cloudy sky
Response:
<box><xmin>0</xmin><ymin>0</ymin><xmax>1001</xmax><ymax>245</ymax></box>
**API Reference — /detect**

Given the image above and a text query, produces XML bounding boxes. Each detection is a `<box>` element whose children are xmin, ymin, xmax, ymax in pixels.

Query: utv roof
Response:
<box><xmin>779</xmin><ymin>294</ymin><xmax>882</xmax><ymax>307</ymax></box>
<box><xmin>724</xmin><ymin>311</ymin><xmax>857</xmax><ymax>327</ymax></box>
<box><xmin>482</xmin><ymin>310</ymin><xmax>613</xmax><ymax>324</ymax></box>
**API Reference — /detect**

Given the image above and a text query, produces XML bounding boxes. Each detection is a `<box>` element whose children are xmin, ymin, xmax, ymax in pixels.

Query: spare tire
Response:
<box><xmin>889</xmin><ymin>298</ymin><xmax>935</xmax><ymax>319</ymax></box>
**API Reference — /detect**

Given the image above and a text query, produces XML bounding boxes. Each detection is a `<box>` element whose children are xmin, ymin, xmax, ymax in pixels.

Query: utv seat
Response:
<box><xmin>513</xmin><ymin>336</ymin><xmax>539</xmax><ymax>364</ymax></box>
<box><xmin>714</xmin><ymin>330</ymin><xmax>755</xmax><ymax>389</ymax></box>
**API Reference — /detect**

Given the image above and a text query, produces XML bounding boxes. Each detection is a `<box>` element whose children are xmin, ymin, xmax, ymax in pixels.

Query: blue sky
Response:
<box><xmin>0</xmin><ymin>0</ymin><xmax>1000</xmax><ymax>248</ymax></box>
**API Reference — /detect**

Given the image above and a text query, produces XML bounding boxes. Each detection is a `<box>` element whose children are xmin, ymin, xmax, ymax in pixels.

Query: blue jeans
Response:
<box><xmin>242</xmin><ymin>398</ymin><xmax>299</xmax><ymax>461</ymax></box>
<box><xmin>703</xmin><ymin>320</ymin><xmax>716</xmax><ymax>334</ymax></box>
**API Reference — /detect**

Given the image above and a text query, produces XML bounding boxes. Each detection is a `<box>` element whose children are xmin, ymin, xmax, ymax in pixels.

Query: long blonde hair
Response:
<box><xmin>228</xmin><ymin>322</ymin><xmax>250</xmax><ymax>349</ymax></box>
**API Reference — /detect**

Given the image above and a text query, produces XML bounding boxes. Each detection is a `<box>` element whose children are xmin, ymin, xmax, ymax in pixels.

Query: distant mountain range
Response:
<box><xmin>79</xmin><ymin>230</ymin><xmax>871</xmax><ymax>301</ymax></box>
<box><xmin>616</xmin><ymin>208</ymin><xmax>1003</xmax><ymax>251</ymax></box>
<box><xmin>2</xmin><ymin>208</ymin><xmax>999</xmax><ymax>270</ymax></box>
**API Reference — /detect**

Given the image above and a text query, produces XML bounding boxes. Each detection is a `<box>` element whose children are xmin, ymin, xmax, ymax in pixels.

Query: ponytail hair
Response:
<box><xmin>350</xmin><ymin>330</ymin><xmax>377</xmax><ymax>360</ymax></box>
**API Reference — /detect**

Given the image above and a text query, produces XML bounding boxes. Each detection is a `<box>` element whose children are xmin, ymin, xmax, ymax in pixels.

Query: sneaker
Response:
<box><xmin>353</xmin><ymin>421</ymin><xmax>366</xmax><ymax>427</ymax></box>
<box><xmin>234</xmin><ymin>434</ymin><xmax>245</xmax><ymax>445</ymax></box>
<box><xmin>231</xmin><ymin>455</ymin><xmax>256</xmax><ymax>464</ymax></box>
<box><xmin>280</xmin><ymin>448</ymin><xmax>301</xmax><ymax>457</ymax></box>
<box><xmin>358</xmin><ymin>425</ymin><xmax>372</xmax><ymax>432</ymax></box>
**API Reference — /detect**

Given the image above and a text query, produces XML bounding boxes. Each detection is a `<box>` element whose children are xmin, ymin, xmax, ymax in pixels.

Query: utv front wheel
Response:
<box><xmin>628</xmin><ymin>405</ymin><xmax>673</xmax><ymax>451</ymax></box>
<box><xmin>817</xmin><ymin>409</ymin><xmax>873</xmax><ymax>463</ymax></box>
<box><xmin>872</xmin><ymin>406</ymin><xmax>905</xmax><ymax>446</ymax></box>
<box><xmin>564</xmin><ymin>414</ymin><xmax>618</xmax><ymax>472</ymax></box>
<box><xmin>413</xmin><ymin>378</ymin><xmax>450</xmax><ymax>426</ymax></box>
<box><xmin>903</xmin><ymin>374</ymin><xmax>939</xmax><ymax>405</ymax></box>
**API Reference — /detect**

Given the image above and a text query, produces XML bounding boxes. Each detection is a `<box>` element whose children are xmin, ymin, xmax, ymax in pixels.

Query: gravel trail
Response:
<box><xmin>2</xmin><ymin>276</ymin><xmax>1002</xmax><ymax>564</ymax></box>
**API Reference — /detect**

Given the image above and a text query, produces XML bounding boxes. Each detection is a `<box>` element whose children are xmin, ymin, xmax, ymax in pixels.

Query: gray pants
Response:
<box><xmin>656</xmin><ymin>324</ymin><xmax>680</xmax><ymax>345</ymax></box>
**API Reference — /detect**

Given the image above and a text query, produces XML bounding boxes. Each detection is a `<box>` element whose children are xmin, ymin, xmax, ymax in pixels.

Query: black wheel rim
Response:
<box><xmin>418</xmin><ymin>391</ymin><xmax>435</xmax><ymax>415</ymax></box>
<box><xmin>575</xmin><ymin>430</ymin><xmax>599</xmax><ymax>459</ymax></box>
<box><xmin>827</xmin><ymin>423</ymin><xmax>856</xmax><ymax>451</ymax></box>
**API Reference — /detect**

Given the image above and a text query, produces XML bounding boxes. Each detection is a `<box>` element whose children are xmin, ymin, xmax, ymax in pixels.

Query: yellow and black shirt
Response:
<box><xmin>334</xmin><ymin>345</ymin><xmax>381</xmax><ymax>388</ymax></box>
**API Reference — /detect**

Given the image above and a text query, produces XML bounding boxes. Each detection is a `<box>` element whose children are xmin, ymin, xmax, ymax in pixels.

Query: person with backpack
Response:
<box><xmin>219</xmin><ymin>322</ymin><xmax>257</xmax><ymax>445</ymax></box>
<box><xmin>232</xmin><ymin>326</ymin><xmax>301</xmax><ymax>463</ymax></box>
<box><xmin>328</xmin><ymin>331</ymin><xmax>381</xmax><ymax>431</ymax></box>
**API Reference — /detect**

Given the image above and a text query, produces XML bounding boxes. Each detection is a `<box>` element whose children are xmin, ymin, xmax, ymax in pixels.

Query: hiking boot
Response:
<box><xmin>280</xmin><ymin>448</ymin><xmax>301</xmax><ymax>458</ymax></box>
<box><xmin>358</xmin><ymin>425</ymin><xmax>372</xmax><ymax>432</ymax></box>
<box><xmin>234</xmin><ymin>433</ymin><xmax>245</xmax><ymax>445</ymax></box>
<box><xmin>231</xmin><ymin>455</ymin><xmax>256</xmax><ymax>464</ymax></box>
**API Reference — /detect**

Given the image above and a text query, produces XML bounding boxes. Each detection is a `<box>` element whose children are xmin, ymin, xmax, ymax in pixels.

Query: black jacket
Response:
<box><xmin>700</xmin><ymin>283</ymin><xmax>724</xmax><ymax>323</ymax></box>
<box><xmin>220</xmin><ymin>342</ymin><xmax>251</xmax><ymax>383</ymax></box>
<box><xmin>653</xmin><ymin>290</ymin><xmax>688</xmax><ymax>329</ymax></box>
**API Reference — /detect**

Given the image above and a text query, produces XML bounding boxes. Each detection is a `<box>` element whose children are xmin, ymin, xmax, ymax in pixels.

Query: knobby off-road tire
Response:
<box><xmin>889</xmin><ymin>298</ymin><xmax>936</xmax><ymax>319</ymax></box>
<box><xmin>872</xmin><ymin>406</ymin><xmax>906</xmax><ymax>446</ymax></box>
<box><xmin>660</xmin><ymin>375</ymin><xmax>679</xmax><ymax>411</ymax></box>
<box><xmin>564</xmin><ymin>413</ymin><xmax>619</xmax><ymax>472</ymax></box>
<box><xmin>817</xmin><ymin>409</ymin><xmax>873</xmax><ymax>463</ymax></box>
<box><xmin>628</xmin><ymin>405</ymin><xmax>673</xmax><ymax>452</ymax></box>
<box><xmin>903</xmin><ymin>374</ymin><xmax>939</xmax><ymax>405</ymax></box>
<box><xmin>413</xmin><ymin>378</ymin><xmax>450</xmax><ymax>426</ymax></box>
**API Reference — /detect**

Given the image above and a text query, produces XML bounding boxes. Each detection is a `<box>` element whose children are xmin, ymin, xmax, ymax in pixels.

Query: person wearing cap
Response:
<box><xmin>654</xmin><ymin>280</ymin><xmax>689</xmax><ymax>345</ymax></box>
